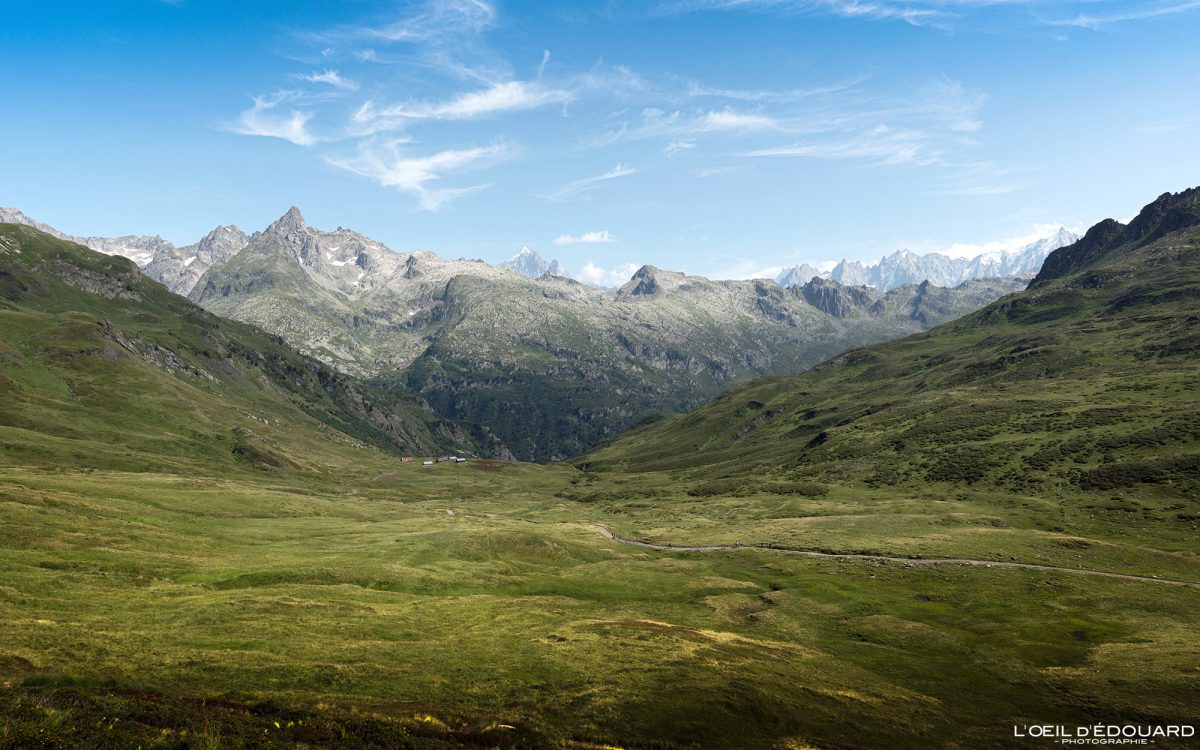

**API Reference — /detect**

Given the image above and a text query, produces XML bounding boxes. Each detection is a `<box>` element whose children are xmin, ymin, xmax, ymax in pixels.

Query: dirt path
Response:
<box><xmin>594</xmin><ymin>525</ymin><xmax>1200</xmax><ymax>588</ymax></box>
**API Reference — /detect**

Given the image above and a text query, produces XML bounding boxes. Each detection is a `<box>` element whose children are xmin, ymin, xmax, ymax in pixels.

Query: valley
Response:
<box><xmin>0</xmin><ymin>187</ymin><xmax>1197</xmax><ymax>748</ymax></box>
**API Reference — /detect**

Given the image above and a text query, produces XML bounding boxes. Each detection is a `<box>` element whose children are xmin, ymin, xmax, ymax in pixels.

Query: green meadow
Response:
<box><xmin>2</xmin><ymin>458</ymin><xmax>1198</xmax><ymax>749</ymax></box>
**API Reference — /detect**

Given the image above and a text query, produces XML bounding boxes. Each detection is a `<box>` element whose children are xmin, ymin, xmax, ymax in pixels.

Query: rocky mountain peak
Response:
<box><xmin>1122</xmin><ymin>187</ymin><xmax>1200</xmax><ymax>247</ymax></box>
<box><xmin>502</xmin><ymin>246</ymin><xmax>565</xmax><ymax>279</ymax></box>
<box><xmin>195</xmin><ymin>225</ymin><xmax>248</xmax><ymax>254</ymax></box>
<box><xmin>799</xmin><ymin>276</ymin><xmax>877</xmax><ymax>317</ymax></box>
<box><xmin>1027</xmin><ymin>188</ymin><xmax>1200</xmax><ymax>288</ymax></box>
<box><xmin>777</xmin><ymin>263</ymin><xmax>825</xmax><ymax>288</ymax></box>
<box><xmin>268</xmin><ymin>206</ymin><xmax>307</xmax><ymax>235</ymax></box>
<box><xmin>1029</xmin><ymin>189</ymin><xmax>1200</xmax><ymax>289</ymax></box>
<box><xmin>618</xmin><ymin>265</ymin><xmax>667</xmax><ymax>296</ymax></box>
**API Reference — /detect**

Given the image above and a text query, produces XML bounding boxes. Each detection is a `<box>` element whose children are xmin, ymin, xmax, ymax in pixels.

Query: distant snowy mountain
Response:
<box><xmin>0</xmin><ymin>207</ymin><xmax>177</xmax><ymax>268</ymax></box>
<box><xmin>776</xmin><ymin>263</ymin><xmax>825</xmax><ymax>288</ymax></box>
<box><xmin>777</xmin><ymin>227</ymin><xmax>1079</xmax><ymax>292</ymax></box>
<box><xmin>501</xmin><ymin>247</ymin><xmax>566</xmax><ymax>279</ymax></box>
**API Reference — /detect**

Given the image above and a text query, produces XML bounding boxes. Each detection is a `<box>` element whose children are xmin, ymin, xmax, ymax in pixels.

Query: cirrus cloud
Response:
<box><xmin>324</xmin><ymin>139</ymin><xmax>510</xmax><ymax>211</ymax></box>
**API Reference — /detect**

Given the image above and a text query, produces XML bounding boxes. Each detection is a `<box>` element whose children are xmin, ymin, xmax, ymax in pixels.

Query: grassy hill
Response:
<box><xmin>582</xmin><ymin>190</ymin><xmax>1200</xmax><ymax>508</ymax></box>
<box><xmin>0</xmin><ymin>223</ymin><xmax>506</xmax><ymax>474</ymax></box>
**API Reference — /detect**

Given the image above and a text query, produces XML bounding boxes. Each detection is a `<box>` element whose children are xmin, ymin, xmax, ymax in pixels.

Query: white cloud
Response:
<box><xmin>299</xmin><ymin>69</ymin><xmax>359</xmax><ymax>90</ymax></box>
<box><xmin>554</xmin><ymin>230</ymin><xmax>615</xmax><ymax>245</ymax></box>
<box><xmin>660</xmin><ymin>0</ymin><xmax>1200</xmax><ymax>30</ymax></box>
<box><xmin>708</xmin><ymin>261</ymin><xmax>787</xmax><ymax>280</ymax></box>
<box><xmin>700</xmin><ymin>108</ymin><xmax>779</xmax><ymax>131</ymax></box>
<box><xmin>539</xmin><ymin>163</ymin><xmax>638</xmax><ymax>201</ymax></box>
<box><xmin>226</xmin><ymin>93</ymin><xmax>320</xmax><ymax>146</ymax></box>
<box><xmin>664</xmin><ymin>140</ymin><xmax>696</xmax><ymax>156</ymax></box>
<box><xmin>324</xmin><ymin>139</ymin><xmax>508</xmax><ymax>210</ymax></box>
<box><xmin>352</xmin><ymin>81</ymin><xmax>573</xmax><ymax>135</ymax></box>
<box><xmin>595</xmin><ymin>106</ymin><xmax>780</xmax><ymax>147</ymax></box>
<box><xmin>935</xmin><ymin>223</ymin><xmax>1077</xmax><ymax>259</ymax></box>
<box><xmin>656</xmin><ymin>0</ymin><xmax>950</xmax><ymax>27</ymax></box>
<box><xmin>577</xmin><ymin>261</ymin><xmax>641</xmax><ymax>288</ymax></box>
<box><xmin>366</xmin><ymin>0</ymin><xmax>496</xmax><ymax>41</ymax></box>
<box><xmin>409</xmin><ymin>81</ymin><xmax>573</xmax><ymax>119</ymax></box>
<box><xmin>684</xmin><ymin>77</ymin><xmax>868</xmax><ymax>103</ymax></box>
<box><xmin>1047</xmin><ymin>0</ymin><xmax>1200</xmax><ymax>28</ymax></box>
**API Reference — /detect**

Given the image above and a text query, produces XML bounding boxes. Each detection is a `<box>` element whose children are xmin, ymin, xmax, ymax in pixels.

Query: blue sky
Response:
<box><xmin>4</xmin><ymin>0</ymin><xmax>1200</xmax><ymax>284</ymax></box>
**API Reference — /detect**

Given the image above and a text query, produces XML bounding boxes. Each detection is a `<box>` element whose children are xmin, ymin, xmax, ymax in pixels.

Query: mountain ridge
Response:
<box><xmin>777</xmin><ymin>228</ymin><xmax>1077</xmax><ymax>291</ymax></box>
<box><xmin>3</xmin><ymin>206</ymin><xmax>1056</xmax><ymax>461</ymax></box>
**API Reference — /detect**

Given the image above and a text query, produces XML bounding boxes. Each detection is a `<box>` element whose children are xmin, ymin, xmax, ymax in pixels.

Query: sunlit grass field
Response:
<box><xmin>2</xmin><ymin>459</ymin><xmax>1198</xmax><ymax>749</ymax></box>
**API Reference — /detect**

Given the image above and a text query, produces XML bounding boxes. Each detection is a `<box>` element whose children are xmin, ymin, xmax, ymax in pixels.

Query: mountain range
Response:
<box><xmin>1</xmin><ymin>206</ymin><xmax>1047</xmax><ymax>460</ymax></box>
<box><xmin>776</xmin><ymin>228</ymin><xmax>1078</xmax><ymax>291</ymax></box>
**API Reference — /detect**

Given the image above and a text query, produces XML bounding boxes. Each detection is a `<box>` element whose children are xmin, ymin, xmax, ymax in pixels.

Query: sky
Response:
<box><xmin>3</xmin><ymin>0</ymin><xmax>1200</xmax><ymax>285</ymax></box>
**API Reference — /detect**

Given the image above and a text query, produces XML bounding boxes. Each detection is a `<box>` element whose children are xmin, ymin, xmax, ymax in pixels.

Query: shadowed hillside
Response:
<box><xmin>0</xmin><ymin>223</ymin><xmax>508</xmax><ymax>473</ymax></box>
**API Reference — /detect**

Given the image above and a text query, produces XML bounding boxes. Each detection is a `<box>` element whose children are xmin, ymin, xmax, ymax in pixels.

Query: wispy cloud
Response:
<box><xmin>324</xmin><ymin>139</ymin><xmax>508</xmax><ymax>210</ymax></box>
<box><xmin>683</xmin><ymin>77</ymin><xmax>869</xmax><ymax>103</ymax></box>
<box><xmin>929</xmin><ymin>159</ymin><xmax>1033</xmax><ymax>197</ymax></box>
<box><xmin>226</xmin><ymin>93</ymin><xmax>321</xmax><ymax>146</ymax></box>
<box><xmin>658</xmin><ymin>0</ymin><xmax>1200</xmax><ymax>30</ymax></box>
<box><xmin>554</xmin><ymin>230</ymin><xmax>616</xmax><ymax>245</ymax></box>
<box><xmin>745</xmin><ymin>125</ymin><xmax>933</xmax><ymax>165</ymax></box>
<box><xmin>1139</xmin><ymin>116</ymin><xmax>1200</xmax><ymax>134</ymax></box>
<box><xmin>593</xmin><ymin>106</ymin><xmax>781</xmax><ymax>147</ymax></box>
<box><xmin>539</xmin><ymin>163</ymin><xmax>638</xmax><ymax>201</ymax></box>
<box><xmin>1044</xmin><ymin>0</ymin><xmax>1200</xmax><ymax>28</ymax></box>
<box><xmin>360</xmin><ymin>0</ymin><xmax>497</xmax><ymax>42</ymax></box>
<box><xmin>298</xmin><ymin>69</ymin><xmax>359</xmax><ymax>90</ymax></box>
<box><xmin>655</xmin><ymin>0</ymin><xmax>952</xmax><ymax>27</ymax></box>
<box><xmin>353</xmin><ymin>80</ymin><xmax>573</xmax><ymax>134</ymax></box>
<box><xmin>664</xmin><ymin>140</ymin><xmax>696</xmax><ymax>156</ymax></box>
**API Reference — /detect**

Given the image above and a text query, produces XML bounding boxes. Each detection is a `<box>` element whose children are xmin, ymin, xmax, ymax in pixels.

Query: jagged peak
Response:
<box><xmin>267</xmin><ymin>206</ymin><xmax>307</xmax><ymax>234</ymax></box>
<box><xmin>199</xmin><ymin>224</ymin><xmax>246</xmax><ymax>241</ymax></box>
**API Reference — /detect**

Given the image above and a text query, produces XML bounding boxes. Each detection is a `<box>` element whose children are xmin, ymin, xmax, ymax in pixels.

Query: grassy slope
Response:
<box><xmin>1</xmin><ymin>204</ymin><xmax>1199</xmax><ymax>749</ymax></box>
<box><xmin>0</xmin><ymin>224</ymin><xmax>501</xmax><ymax>472</ymax></box>
<box><xmin>579</xmin><ymin>218</ymin><xmax>1200</xmax><ymax>558</ymax></box>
